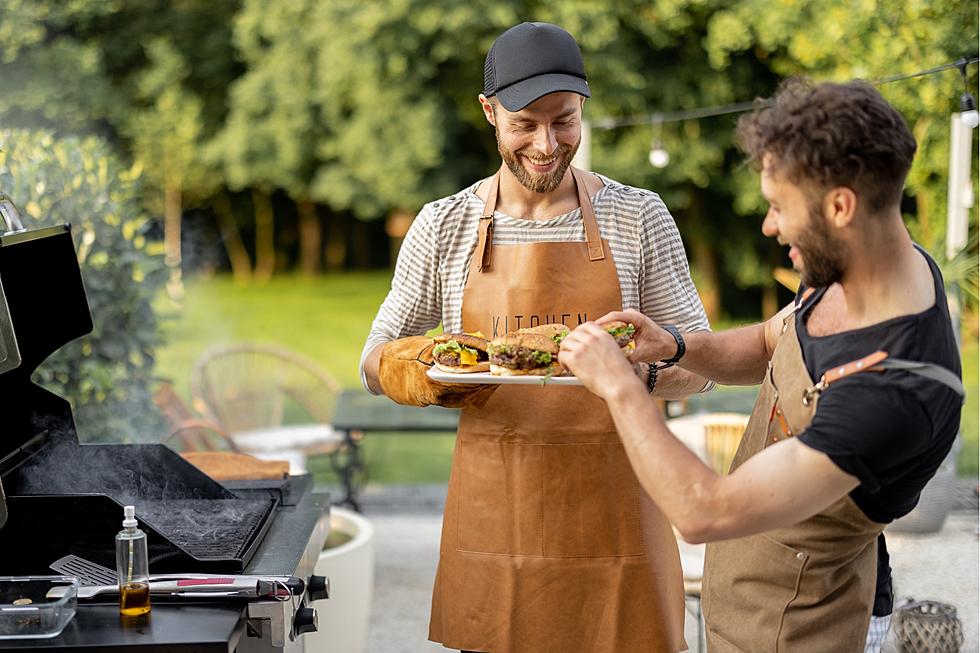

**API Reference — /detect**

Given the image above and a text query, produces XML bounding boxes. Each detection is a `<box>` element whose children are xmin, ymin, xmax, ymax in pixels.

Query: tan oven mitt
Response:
<box><xmin>378</xmin><ymin>336</ymin><xmax>497</xmax><ymax>408</ymax></box>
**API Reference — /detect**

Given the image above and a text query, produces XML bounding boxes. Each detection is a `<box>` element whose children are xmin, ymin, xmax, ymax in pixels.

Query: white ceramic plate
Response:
<box><xmin>427</xmin><ymin>367</ymin><xmax>583</xmax><ymax>386</ymax></box>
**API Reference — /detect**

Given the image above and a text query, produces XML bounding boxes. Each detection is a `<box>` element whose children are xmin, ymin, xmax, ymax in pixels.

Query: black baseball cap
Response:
<box><xmin>483</xmin><ymin>22</ymin><xmax>590</xmax><ymax>112</ymax></box>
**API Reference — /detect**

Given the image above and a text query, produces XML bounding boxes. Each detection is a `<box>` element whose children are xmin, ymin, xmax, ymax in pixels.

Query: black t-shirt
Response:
<box><xmin>794</xmin><ymin>247</ymin><xmax>962</xmax><ymax>616</ymax></box>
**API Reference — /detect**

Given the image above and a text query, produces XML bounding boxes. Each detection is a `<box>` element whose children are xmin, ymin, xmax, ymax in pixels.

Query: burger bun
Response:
<box><xmin>434</xmin><ymin>361</ymin><xmax>491</xmax><ymax>374</ymax></box>
<box><xmin>489</xmin><ymin>361</ymin><xmax>565</xmax><ymax>377</ymax></box>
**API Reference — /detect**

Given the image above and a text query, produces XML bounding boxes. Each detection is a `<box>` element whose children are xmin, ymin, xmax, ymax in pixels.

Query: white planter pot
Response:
<box><xmin>306</xmin><ymin>507</ymin><xmax>375</xmax><ymax>653</ymax></box>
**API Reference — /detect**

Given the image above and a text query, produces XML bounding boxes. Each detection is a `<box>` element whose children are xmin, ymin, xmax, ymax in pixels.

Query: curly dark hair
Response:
<box><xmin>736</xmin><ymin>79</ymin><xmax>917</xmax><ymax>213</ymax></box>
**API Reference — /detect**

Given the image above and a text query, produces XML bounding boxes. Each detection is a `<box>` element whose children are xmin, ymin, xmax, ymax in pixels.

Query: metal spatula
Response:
<box><xmin>50</xmin><ymin>555</ymin><xmax>116</xmax><ymax>586</ymax></box>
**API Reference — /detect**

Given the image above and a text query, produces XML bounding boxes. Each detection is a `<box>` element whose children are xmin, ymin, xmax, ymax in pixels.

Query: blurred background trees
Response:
<box><xmin>1</xmin><ymin>0</ymin><xmax>975</xmax><ymax>318</ymax></box>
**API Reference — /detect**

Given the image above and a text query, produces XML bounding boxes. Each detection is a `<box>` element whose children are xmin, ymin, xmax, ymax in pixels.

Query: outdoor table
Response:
<box><xmin>329</xmin><ymin>391</ymin><xmax>754</xmax><ymax>512</ymax></box>
<box><xmin>330</xmin><ymin>390</ymin><xmax>460</xmax><ymax>512</ymax></box>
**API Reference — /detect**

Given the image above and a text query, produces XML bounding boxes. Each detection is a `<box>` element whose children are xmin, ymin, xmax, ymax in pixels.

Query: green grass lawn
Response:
<box><xmin>155</xmin><ymin>274</ymin><xmax>979</xmax><ymax>483</ymax></box>
<box><xmin>155</xmin><ymin>273</ymin><xmax>394</xmax><ymax>395</ymax></box>
<box><xmin>154</xmin><ymin>272</ymin><xmax>458</xmax><ymax>484</ymax></box>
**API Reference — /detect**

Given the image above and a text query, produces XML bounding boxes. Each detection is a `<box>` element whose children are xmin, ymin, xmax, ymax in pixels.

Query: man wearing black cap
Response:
<box><xmin>361</xmin><ymin>22</ymin><xmax>710</xmax><ymax>652</ymax></box>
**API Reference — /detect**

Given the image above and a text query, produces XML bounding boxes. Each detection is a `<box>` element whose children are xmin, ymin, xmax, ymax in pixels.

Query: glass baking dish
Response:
<box><xmin>0</xmin><ymin>576</ymin><xmax>78</xmax><ymax>639</ymax></box>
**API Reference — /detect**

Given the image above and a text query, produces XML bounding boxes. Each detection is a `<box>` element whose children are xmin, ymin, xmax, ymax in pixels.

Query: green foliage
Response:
<box><xmin>958</xmin><ymin>339</ymin><xmax>978</xmax><ymax>476</ymax></box>
<box><xmin>704</xmin><ymin>0</ymin><xmax>980</xmax><ymax>290</ymax></box>
<box><xmin>0</xmin><ymin>129</ymin><xmax>168</xmax><ymax>442</ymax></box>
<box><xmin>123</xmin><ymin>36</ymin><xmax>213</xmax><ymax>206</ymax></box>
<box><xmin>153</xmin><ymin>273</ymin><xmax>393</xmax><ymax>396</ymax></box>
<box><xmin>0</xmin><ymin>0</ymin><xmax>975</xmax><ymax>320</ymax></box>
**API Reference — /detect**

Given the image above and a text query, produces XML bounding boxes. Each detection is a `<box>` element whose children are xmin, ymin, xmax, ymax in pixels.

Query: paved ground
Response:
<box><xmin>335</xmin><ymin>483</ymin><xmax>979</xmax><ymax>653</ymax></box>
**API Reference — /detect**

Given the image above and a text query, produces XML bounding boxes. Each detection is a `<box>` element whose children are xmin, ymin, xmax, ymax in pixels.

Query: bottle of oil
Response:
<box><xmin>115</xmin><ymin>505</ymin><xmax>151</xmax><ymax>616</ymax></box>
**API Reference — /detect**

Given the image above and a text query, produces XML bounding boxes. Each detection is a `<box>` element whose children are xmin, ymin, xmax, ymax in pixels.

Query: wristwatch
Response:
<box><xmin>660</xmin><ymin>325</ymin><xmax>686</xmax><ymax>367</ymax></box>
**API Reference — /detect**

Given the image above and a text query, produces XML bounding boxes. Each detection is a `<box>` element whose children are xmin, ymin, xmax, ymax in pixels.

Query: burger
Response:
<box><xmin>432</xmin><ymin>333</ymin><xmax>491</xmax><ymax>373</ymax></box>
<box><xmin>517</xmin><ymin>323</ymin><xmax>570</xmax><ymax>346</ymax></box>
<box><xmin>605</xmin><ymin>320</ymin><xmax>636</xmax><ymax>356</ymax></box>
<box><xmin>488</xmin><ymin>332</ymin><xmax>564</xmax><ymax>376</ymax></box>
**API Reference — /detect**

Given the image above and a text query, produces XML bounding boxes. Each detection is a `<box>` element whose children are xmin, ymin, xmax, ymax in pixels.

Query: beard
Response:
<box><xmin>497</xmin><ymin>134</ymin><xmax>579</xmax><ymax>194</ymax></box>
<box><xmin>796</xmin><ymin>201</ymin><xmax>847</xmax><ymax>288</ymax></box>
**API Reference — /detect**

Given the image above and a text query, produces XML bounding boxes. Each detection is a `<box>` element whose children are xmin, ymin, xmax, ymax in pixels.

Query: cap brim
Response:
<box><xmin>494</xmin><ymin>73</ymin><xmax>590</xmax><ymax>112</ymax></box>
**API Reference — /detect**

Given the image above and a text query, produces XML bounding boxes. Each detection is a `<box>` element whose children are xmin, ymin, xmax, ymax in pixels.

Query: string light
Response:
<box><xmin>590</xmin><ymin>56</ymin><xmax>980</xmax><ymax>163</ymax></box>
<box><xmin>957</xmin><ymin>58</ymin><xmax>979</xmax><ymax>129</ymax></box>
<box><xmin>648</xmin><ymin>118</ymin><xmax>669</xmax><ymax>168</ymax></box>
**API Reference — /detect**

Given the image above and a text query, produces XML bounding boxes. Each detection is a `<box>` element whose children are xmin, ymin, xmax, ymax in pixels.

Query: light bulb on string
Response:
<box><xmin>957</xmin><ymin>58</ymin><xmax>979</xmax><ymax>129</ymax></box>
<box><xmin>648</xmin><ymin>118</ymin><xmax>669</xmax><ymax>169</ymax></box>
<box><xmin>649</xmin><ymin>147</ymin><xmax>670</xmax><ymax>168</ymax></box>
<box><xmin>960</xmin><ymin>93</ymin><xmax>979</xmax><ymax>128</ymax></box>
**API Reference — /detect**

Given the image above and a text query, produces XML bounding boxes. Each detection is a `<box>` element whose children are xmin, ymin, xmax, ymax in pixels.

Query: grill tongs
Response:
<box><xmin>48</xmin><ymin>574</ymin><xmax>306</xmax><ymax>600</ymax></box>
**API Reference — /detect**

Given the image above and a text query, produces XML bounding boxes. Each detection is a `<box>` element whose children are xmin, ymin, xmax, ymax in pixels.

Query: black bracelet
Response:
<box><xmin>646</xmin><ymin>362</ymin><xmax>658</xmax><ymax>394</ymax></box>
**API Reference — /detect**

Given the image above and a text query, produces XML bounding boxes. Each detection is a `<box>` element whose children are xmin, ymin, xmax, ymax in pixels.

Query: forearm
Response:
<box><xmin>362</xmin><ymin>343</ymin><xmax>384</xmax><ymax>395</ymax></box>
<box><xmin>603</xmin><ymin>377</ymin><xmax>858</xmax><ymax>543</ymax></box>
<box><xmin>676</xmin><ymin>324</ymin><xmax>770</xmax><ymax>385</ymax></box>
<box><xmin>604</xmin><ymin>379</ymin><xmax>727</xmax><ymax>541</ymax></box>
<box><xmin>649</xmin><ymin>365</ymin><xmax>710</xmax><ymax>400</ymax></box>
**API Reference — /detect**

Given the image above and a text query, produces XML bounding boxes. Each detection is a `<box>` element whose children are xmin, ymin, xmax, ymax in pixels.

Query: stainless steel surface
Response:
<box><xmin>245</xmin><ymin>601</ymin><xmax>290</xmax><ymax>649</ymax></box>
<box><xmin>0</xmin><ymin>480</ymin><xmax>6</xmax><ymax>531</ymax></box>
<box><xmin>0</xmin><ymin>277</ymin><xmax>20</xmax><ymax>376</ymax></box>
<box><xmin>57</xmin><ymin>579</ymin><xmax>259</xmax><ymax>600</ymax></box>
<box><xmin>0</xmin><ymin>195</ymin><xmax>24</xmax><ymax>233</ymax></box>
<box><xmin>244</xmin><ymin>486</ymin><xmax>331</xmax><ymax>580</ymax></box>
<box><xmin>236</xmin><ymin>484</ymin><xmax>330</xmax><ymax>650</ymax></box>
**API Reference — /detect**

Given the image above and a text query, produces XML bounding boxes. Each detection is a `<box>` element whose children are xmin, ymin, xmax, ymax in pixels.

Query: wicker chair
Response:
<box><xmin>154</xmin><ymin>380</ymin><xmax>240</xmax><ymax>452</ymax></box>
<box><xmin>190</xmin><ymin>342</ymin><xmax>344</xmax><ymax>472</ymax></box>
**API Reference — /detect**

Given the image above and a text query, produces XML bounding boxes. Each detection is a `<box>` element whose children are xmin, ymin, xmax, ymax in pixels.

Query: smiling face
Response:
<box><xmin>760</xmin><ymin>158</ymin><xmax>847</xmax><ymax>288</ymax></box>
<box><xmin>483</xmin><ymin>92</ymin><xmax>583</xmax><ymax>193</ymax></box>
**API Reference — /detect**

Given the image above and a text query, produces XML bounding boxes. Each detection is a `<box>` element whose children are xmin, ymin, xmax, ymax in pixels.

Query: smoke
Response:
<box><xmin>15</xmin><ymin>440</ymin><xmax>214</xmax><ymax>501</ymax></box>
<box><xmin>10</xmin><ymin>402</ymin><xmax>276</xmax><ymax>561</ymax></box>
<box><xmin>136</xmin><ymin>499</ymin><xmax>270</xmax><ymax>557</ymax></box>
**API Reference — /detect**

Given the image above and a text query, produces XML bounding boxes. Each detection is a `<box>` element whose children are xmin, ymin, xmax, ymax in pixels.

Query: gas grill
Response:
<box><xmin>0</xmin><ymin>219</ymin><xmax>331</xmax><ymax>651</ymax></box>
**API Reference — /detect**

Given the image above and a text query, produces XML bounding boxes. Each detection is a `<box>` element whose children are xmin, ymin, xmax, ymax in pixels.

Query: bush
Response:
<box><xmin>0</xmin><ymin>129</ymin><xmax>168</xmax><ymax>442</ymax></box>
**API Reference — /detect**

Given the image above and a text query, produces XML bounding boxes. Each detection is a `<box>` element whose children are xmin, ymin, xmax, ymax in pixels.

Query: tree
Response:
<box><xmin>123</xmin><ymin>36</ymin><xmax>212</xmax><ymax>298</ymax></box>
<box><xmin>210</xmin><ymin>0</ymin><xmax>325</xmax><ymax>278</ymax></box>
<box><xmin>0</xmin><ymin>129</ymin><xmax>168</xmax><ymax>442</ymax></box>
<box><xmin>704</xmin><ymin>0</ymin><xmax>979</xmax><ymax>296</ymax></box>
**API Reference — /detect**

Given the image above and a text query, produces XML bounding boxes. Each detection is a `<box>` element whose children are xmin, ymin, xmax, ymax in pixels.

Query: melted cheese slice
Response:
<box><xmin>459</xmin><ymin>348</ymin><xmax>478</xmax><ymax>366</ymax></box>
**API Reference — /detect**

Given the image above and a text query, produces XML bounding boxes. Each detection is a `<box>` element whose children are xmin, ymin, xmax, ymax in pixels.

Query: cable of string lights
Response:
<box><xmin>590</xmin><ymin>56</ymin><xmax>980</xmax><ymax>131</ymax></box>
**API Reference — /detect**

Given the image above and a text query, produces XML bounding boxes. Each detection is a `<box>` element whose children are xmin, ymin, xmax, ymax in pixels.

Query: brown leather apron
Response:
<box><xmin>428</xmin><ymin>168</ymin><xmax>686</xmax><ymax>653</ymax></box>
<box><xmin>701</xmin><ymin>298</ymin><xmax>888</xmax><ymax>653</ymax></box>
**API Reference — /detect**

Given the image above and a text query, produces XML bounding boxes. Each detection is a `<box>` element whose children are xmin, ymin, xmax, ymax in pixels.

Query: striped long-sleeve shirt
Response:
<box><xmin>360</xmin><ymin>173</ymin><xmax>711</xmax><ymax>389</ymax></box>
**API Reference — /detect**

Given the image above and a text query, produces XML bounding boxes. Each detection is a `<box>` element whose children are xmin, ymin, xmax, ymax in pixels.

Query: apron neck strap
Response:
<box><xmin>477</xmin><ymin>167</ymin><xmax>604</xmax><ymax>271</ymax></box>
<box><xmin>477</xmin><ymin>173</ymin><xmax>500</xmax><ymax>271</ymax></box>
<box><xmin>571</xmin><ymin>167</ymin><xmax>605</xmax><ymax>262</ymax></box>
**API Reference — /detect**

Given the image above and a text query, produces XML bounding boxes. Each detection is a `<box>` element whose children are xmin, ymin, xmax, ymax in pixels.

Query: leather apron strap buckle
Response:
<box><xmin>802</xmin><ymin>377</ymin><xmax>827</xmax><ymax>406</ymax></box>
<box><xmin>804</xmin><ymin>350</ymin><xmax>890</xmax><ymax>405</ymax></box>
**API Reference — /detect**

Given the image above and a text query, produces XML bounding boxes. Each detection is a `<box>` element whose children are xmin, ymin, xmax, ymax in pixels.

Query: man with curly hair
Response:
<box><xmin>561</xmin><ymin>80</ymin><xmax>964</xmax><ymax>652</ymax></box>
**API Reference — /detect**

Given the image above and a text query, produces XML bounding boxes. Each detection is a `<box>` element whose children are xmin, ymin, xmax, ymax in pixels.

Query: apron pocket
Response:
<box><xmin>541</xmin><ymin>442</ymin><xmax>644</xmax><ymax>558</ymax></box>
<box><xmin>703</xmin><ymin>534</ymin><xmax>806</xmax><ymax>652</ymax></box>
<box><xmin>456</xmin><ymin>439</ymin><xmax>544</xmax><ymax>556</ymax></box>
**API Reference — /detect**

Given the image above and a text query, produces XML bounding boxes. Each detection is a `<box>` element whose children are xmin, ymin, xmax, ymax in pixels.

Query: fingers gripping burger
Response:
<box><xmin>488</xmin><ymin>332</ymin><xmax>564</xmax><ymax>376</ymax></box>
<box><xmin>432</xmin><ymin>333</ymin><xmax>491</xmax><ymax>373</ymax></box>
<box><xmin>605</xmin><ymin>320</ymin><xmax>636</xmax><ymax>356</ymax></box>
